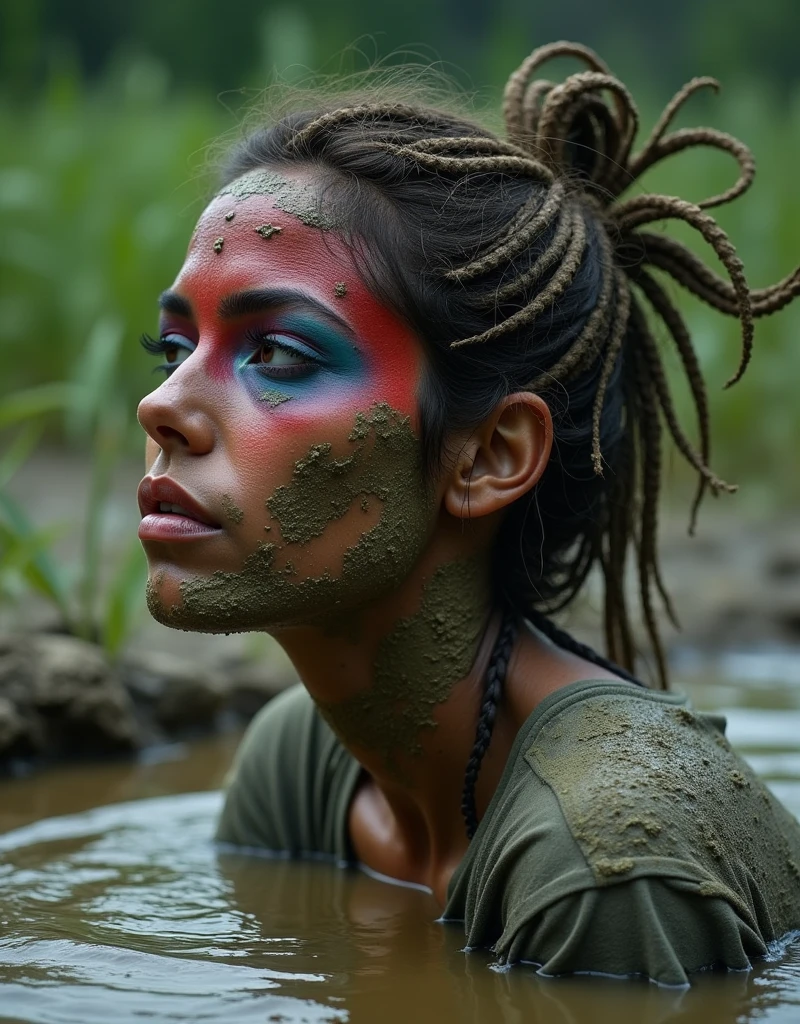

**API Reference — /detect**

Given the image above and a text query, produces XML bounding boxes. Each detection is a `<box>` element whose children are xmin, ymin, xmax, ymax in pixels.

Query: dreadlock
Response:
<box><xmin>222</xmin><ymin>42</ymin><xmax>800</xmax><ymax>835</ymax></box>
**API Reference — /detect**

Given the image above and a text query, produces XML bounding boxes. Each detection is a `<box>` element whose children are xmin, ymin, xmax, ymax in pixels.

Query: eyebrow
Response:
<box><xmin>158</xmin><ymin>291</ymin><xmax>193</xmax><ymax>318</ymax></box>
<box><xmin>218</xmin><ymin>287</ymin><xmax>355</xmax><ymax>340</ymax></box>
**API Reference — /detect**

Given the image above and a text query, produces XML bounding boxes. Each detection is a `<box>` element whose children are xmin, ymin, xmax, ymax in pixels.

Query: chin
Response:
<box><xmin>144</xmin><ymin>574</ymin><xmax>253</xmax><ymax>634</ymax></box>
<box><xmin>142</xmin><ymin>532</ymin><xmax>423</xmax><ymax>636</ymax></box>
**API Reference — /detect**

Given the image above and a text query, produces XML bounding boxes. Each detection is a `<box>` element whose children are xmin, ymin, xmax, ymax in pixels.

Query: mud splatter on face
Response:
<box><xmin>146</xmin><ymin>570</ymin><xmax>166</xmax><ymax>611</ymax></box>
<box><xmin>146</xmin><ymin>403</ymin><xmax>433</xmax><ymax>633</ymax></box>
<box><xmin>217</xmin><ymin>170</ymin><xmax>337</xmax><ymax>230</ymax></box>
<box><xmin>221</xmin><ymin>493</ymin><xmax>244</xmax><ymax>525</ymax></box>
<box><xmin>259</xmin><ymin>389</ymin><xmax>292</xmax><ymax>408</ymax></box>
<box><xmin>224</xmin><ymin>211</ymin><xmax>235</xmax><ymax>222</ymax></box>
<box><xmin>316</xmin><ymin>557</ymin><xmax>489</xmax><ymax>780</ymax></box>
<box><xmin>254</xmin><ymin>223</ymin><xmax>282</xmax><ymax>240</ymax></box>
<box><xmin>213</xmin><ymin>237</ymin><xmax>224</xmax><ymax>254</ymax></box>
<box><xmin>266</xmin><ymin>404</ymin><xmax>421</xmax><ymax>544</ymax></box>
<box><xmin>334</xmin><ymin>282</ymin><xmax>347</xmax><ymax>298</ymax></box>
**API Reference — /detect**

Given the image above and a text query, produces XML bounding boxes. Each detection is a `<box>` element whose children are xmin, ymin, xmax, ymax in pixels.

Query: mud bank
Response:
<box><xmin>0</xmin><ymin>632</ymin><xmax>292</xmax><ymax>770</ymax></box>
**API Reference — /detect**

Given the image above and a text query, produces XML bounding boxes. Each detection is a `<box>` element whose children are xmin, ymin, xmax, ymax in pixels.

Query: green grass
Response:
<box><xmin>0</xmin><ymin>61</ymin><xmax>227</xmax><ymax>646</ymax></box>
<box><xmin>0</xmin><ymin>63</ymin><xmax>229</xmax><ymax>428</ymax></box>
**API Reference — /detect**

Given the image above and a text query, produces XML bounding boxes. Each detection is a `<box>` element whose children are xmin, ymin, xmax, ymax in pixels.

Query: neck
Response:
<box><xmin>273</xmin><ymin>542</ymin><xmax>496</xmax><ymax>850</ymax></box>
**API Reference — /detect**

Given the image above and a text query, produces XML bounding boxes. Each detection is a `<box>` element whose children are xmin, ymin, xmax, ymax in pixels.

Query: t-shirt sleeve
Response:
<box><xmin>500</xmin><ymin>876</ymin><xmax>767</xmax><ymax>986</ymax></box>
<box><xmin>215</xmin><ymin>684</ymin><xmax>359</xmax><ymax>859</ymax></box>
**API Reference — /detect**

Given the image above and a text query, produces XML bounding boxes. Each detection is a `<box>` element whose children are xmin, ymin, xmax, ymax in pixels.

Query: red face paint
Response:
<box><xmin>136</xmin><ymin>169</ymin><xmax>428</xmax><ymax>606</ymax></box>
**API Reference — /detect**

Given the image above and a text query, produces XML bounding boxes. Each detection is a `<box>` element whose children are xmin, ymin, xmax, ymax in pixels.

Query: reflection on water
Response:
<box><xmin>0</xmin><ymin>660</ymin><xmax>799</xmax><ymax>1023</ymax></box>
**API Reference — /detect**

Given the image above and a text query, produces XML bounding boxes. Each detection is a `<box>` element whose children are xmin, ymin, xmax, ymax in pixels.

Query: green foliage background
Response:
<box><xmin>1</xmin><ymin>0</ymin><xmax>799</xmax><ymax>512</ymax></box>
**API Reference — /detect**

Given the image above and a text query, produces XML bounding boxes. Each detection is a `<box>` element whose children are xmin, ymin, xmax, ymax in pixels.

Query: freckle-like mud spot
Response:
<box><xmin>254</xmin><ymin>224</ymin><xmax>282</xmax><ymax>240</ymax></box>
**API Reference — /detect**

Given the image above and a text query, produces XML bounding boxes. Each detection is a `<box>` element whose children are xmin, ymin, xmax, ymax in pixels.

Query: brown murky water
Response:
<box><xmin>1</xmin><ymin>653</ymin><xmax>800</xmax><ymax>1024</ymax></box>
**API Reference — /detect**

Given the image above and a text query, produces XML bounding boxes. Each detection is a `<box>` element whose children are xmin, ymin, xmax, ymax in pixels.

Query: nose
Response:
<box><xmin>137</xmin><ymin>376</ymin><xmax>216</xmax><ymax>457</ymax></box>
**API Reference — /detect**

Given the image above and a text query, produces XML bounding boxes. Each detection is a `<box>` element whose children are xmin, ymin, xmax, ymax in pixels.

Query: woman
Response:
<box><xmin>136</xmin><ymin>42</ymin><xmax>800</xmax><ymax>985</ymax></box>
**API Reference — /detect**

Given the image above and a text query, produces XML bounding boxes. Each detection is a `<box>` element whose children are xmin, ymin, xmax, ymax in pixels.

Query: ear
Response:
<box><xmin>443</xmin><ymin>393</ymin><xmax>553</xmax><ymax>521</ymax></box>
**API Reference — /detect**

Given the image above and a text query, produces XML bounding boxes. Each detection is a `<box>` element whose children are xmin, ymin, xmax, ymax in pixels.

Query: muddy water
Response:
<box><xmin>1</xmin><ymin>657</ymin><xmax>800</xmax><ymax>1024</ymax></box>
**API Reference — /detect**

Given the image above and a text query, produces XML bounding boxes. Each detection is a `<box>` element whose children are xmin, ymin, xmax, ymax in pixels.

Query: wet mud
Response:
<box><xmin>1</xmin><ymin>659</ymin><xmax>800</xmax><ymax>1023</ymax></box>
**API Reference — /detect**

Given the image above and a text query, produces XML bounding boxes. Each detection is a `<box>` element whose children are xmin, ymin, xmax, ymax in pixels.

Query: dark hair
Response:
<box><xmin>220</xmin><ymin>43</ymin><xmax>800</xmax><ymax>832</ymax></box>
<box><xmin>222</xmin><ymin>45</ymin><xmax>798</xmax><ymax>686</ymax></box>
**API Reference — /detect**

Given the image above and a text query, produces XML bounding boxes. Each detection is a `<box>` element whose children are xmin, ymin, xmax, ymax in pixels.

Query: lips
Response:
<box><xmin>138</xmin><ymin>476</ymin><xmax>223</xmax><ymax>542</ymax></box>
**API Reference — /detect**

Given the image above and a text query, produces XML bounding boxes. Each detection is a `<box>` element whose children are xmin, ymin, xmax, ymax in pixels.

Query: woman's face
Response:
<box><xmin>137</xmin><ymin>168</ymin><xmax>434</xmax><ymax>634</ymax></box>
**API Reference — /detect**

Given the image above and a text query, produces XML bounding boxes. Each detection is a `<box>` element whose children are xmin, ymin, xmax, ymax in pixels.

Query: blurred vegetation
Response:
<box><xmin>0</xmin><ymin>341</ymin><xmax>148</xmax><ymax>654</ymax></box>
<box><xmin>0</xmin><ymin>0</ymin><xmax>798</xmax><ymax>646</ymax></box>
<box><xmin>3</xmin><ymin>0</ymin><xmax>798</xmax><ymax>99</ymax></box>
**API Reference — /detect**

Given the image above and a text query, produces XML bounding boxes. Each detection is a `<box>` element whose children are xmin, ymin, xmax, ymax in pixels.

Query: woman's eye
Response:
<box><xmin>256</xmin><ymin>342</ymin><xmax>306</xmax><ymax>366</ymax></box>
<box><xmin>245</xmin><ymin>333</ymin><xmax>320</xmax><ymax>377</ymax></box>
<box><xmin>164</xmin><ymin>344</ymin><xmax>192</xmax><ymax>367</ymax></box>
<box><xmin>139</xmin><ymin>332</ymin><xmax>196</xmax><ymax>376</ymax></box>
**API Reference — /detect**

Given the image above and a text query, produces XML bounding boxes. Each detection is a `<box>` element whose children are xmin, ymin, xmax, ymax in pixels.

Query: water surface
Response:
<box><xmin>1</xmin><ymin>658</ymin><xmax>800</xmax><ymax>1024</ymax></box>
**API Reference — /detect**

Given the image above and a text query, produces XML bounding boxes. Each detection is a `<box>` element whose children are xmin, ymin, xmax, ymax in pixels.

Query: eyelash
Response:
<box><xmin>140</xmin><ymin>333</ymin><xmax>189</xmax><ymax>376</ymax></box>
<box><xmin>243</xmin><ymin>328</ymin><xmax>321</xmax><ymax>378</ymax></box>
<box><xmin>139</xmin><ymin>331</ymin><xmax>321</xmax><ymax>379</ymax></box>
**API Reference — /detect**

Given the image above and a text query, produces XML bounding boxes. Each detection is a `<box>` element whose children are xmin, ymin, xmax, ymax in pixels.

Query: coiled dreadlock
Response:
<box><xmin>222</xmin><ymin>42</ymin><xmax>800</xmax><ymax>834</ymax></box>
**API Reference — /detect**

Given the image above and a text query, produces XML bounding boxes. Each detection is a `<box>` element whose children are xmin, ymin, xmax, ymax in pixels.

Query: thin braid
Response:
<box><xmin>536</xmin><ymin>72</ymin><xmax>639</xmax><ymax>176</ymax></box>
<box><xmin>504</xmin><ymin>41</ymin><xmax>612</xmax><ymax>144</ymax></box>
<box><xmin>448</xmin><ymin>181</ymin><xmax>565</xmax><ymax>284</ymax></box>
<box><xmin>461</xmin><ymin>608</ymin><xmax>519</xmax><ymax>840</ymax></box>
<box><xmin>634</xmin><ymin>77</ymin><xmax>719</xmax><ymax>160</ymax></box>
<box><xmin>604</xmin><ymin>425</ymin><xmax>638</xmax><ymax>669</ymax></box>
<box><xmin>528</xmin><ymin>608</ymin><xmax>642</xmax><ymax>686</ymax></box>
<box><xmin>451</xmin><ymin>209</ymin><xmax>587</xmax><ymax>347</ymax></box>
<box><xmin>590</xmin><ymin>270</ymin><xmax>630</xmax><ymax>474</ymax></box>
<box><xmin>628</xmin><ymin>302</ymin><xmax>683</xmax><ymax>625</ymax></box>
<box><xmin>631</xmin><ymin>346</ymin><xmax>670</xmax><ymax>688</ymax></box>
<box><xmin>613</xmin><ymin>194</ymin><xmax>754</xmax><ymax>385</ymax></box>
<box><xmin>389</xmin><ymin>135</ymin><xmax>538</xmax><ymax>161</ymax></box>
<box><xmin>527</xmin><ymin>223</ymin><xmax>615</xmax><ymax>388</ymax></box>
<box><xmin>374</xmin><ymin>142</ymin><xmax>550</xmax><ymax>180</ymax></box>
<box><xmin>569</xmin><ymin>96</ymin><xmax>624</xmax><ymax>191</ymax></box>
<box><xmin>630</xmin><ymin>128</ymin><xmax>756</xmax><ymax>209</ymax></box>
<box><xmin>633</xmin><ymin>269</ymin><xmax>714</xmax><ymax>533</ymax></box>
<box><xmin>481</xmin><ymin>205</ymin><xmax>576</xmax><ymax>306</ymax></box>
<box><xmin>288</xmin><ymin>103</ymin><xmax>461</xmax><ymax>151</ymax></box>
<box><xmin>521</xmin><ymin>79</ymin><xmax>555</xmax><ymax>137</ymax></box>
<box><xmin>639</xmin><ymin>234</ymin><xmax>800</xmax><ymax>317</ymax></box>
<box><xmin>636</xmin><ymin>304</ymin><xmax>735</xmax><ymax>497</ymax></box>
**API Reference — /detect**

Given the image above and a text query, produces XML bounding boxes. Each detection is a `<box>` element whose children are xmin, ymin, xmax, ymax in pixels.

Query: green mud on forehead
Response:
<box><xmin>317</xmin><ymin>557</ymin><xmax>488</xmax><ymax>780</ymax></box>
<box><xmin>147</xmin><ymin>403</ymin><xmax>432</xmax><ymax>633</ymax></box>
<box><xmin>216</xmin><ymin>170</ymin><xmax>337</xmax><ymax>230</ymax></box>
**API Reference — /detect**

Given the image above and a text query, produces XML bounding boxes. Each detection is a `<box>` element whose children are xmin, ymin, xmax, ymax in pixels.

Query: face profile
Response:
<box><xmin>137</xmin><ymin>168</ymin><xmax>435</xmax><ymax>636</ymax></box>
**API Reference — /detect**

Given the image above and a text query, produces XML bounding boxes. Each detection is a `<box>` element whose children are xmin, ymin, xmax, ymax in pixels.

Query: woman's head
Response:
<box><xmin>136</xmin><ymin>168</ymin><xmax>442</xmax><ymax>632</ymax></box>
<box><xmin>137</xmin><ymin>42</ymin><xmax>800</xmax><ymax>684</ymax></box>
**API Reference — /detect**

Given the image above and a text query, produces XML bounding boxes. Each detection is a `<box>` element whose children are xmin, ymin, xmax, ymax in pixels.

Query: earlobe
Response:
<box><xmin>443</xmin><ymin>393</ymin><xmax>553</xmax><ymax>521</ymax></box>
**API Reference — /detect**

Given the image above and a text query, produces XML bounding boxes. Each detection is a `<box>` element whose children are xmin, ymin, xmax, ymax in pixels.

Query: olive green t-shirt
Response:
<box><xmin>215</xmin><ymin>679</ymin><xmax>800</xmax><ymax>986</ymax></box>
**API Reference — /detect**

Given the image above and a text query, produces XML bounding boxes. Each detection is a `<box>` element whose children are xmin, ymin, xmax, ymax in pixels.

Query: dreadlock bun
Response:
<box><xmin>223</xmin><ymin>42</ymin><xmax>800</xmax><ymax>688</ymax></box>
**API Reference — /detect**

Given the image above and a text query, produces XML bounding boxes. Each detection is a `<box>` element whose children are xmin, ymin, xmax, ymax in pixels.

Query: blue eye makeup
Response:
<box><xmin>256</xmin><ymin>313</ymin><xmax>362</xmax><ymax>374</ymax></box>
<box><xmin>140</xmin><ymin>305</ymin><xmax>364</xmax><ymax>394</ymax></box>
<box><xmin>238</xmin><ymin>312</ymin><xmax>363</xmax><ymax>399</ymax></box>
<box><xmin>241</xmin><ymin>328</ymin><xmax>323</xmax><ymax>380</ymax></box>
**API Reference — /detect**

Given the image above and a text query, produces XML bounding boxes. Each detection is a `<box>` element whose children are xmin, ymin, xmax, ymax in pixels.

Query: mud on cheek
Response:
<box><xmin>148</xmin><ymin>403</ymin><xmax>434</xmax><ymax>633</ymax></box>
